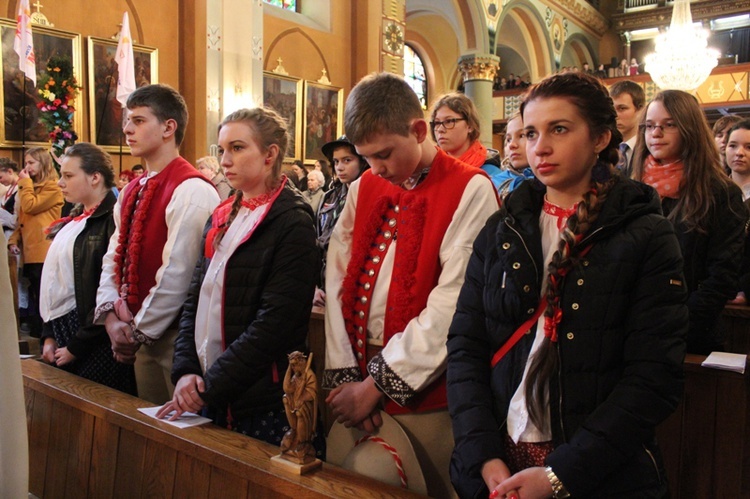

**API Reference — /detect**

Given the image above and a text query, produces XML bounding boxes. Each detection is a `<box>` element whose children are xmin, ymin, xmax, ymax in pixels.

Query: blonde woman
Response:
<box><xmin>8</xmin><ymin>147</ymin><xmax>63</xmax><ymax>337</ymax></box>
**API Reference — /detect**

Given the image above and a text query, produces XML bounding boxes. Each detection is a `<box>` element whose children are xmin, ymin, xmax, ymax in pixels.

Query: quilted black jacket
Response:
<box><xmin>447</xmin><ymin>177</ymin><xmax>688</xmax><ymax>498</ymax></box>
<box><xmin>172</xmin><ymin>185</ymin><xmax>318</xmax><ymax>419</ymax></box>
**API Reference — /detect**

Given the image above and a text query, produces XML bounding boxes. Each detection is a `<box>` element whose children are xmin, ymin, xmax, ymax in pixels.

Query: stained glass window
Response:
<box><xmin>263</xmin><ymin>0</ymin><xmax>297</xmax><ymax>12</ymax></box>
<box><xmin>404</xmin><ymin>44</ymin><xmax>428</xmax><ymax>109</ymax></box>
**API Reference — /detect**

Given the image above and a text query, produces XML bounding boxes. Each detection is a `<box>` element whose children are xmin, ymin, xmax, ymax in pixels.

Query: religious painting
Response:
<box><xmin>0</xmin><ymin>20</ymin><xmax>81</xmax><ymax>147</ymax></box>
<box><xmin>303</xmin><ymin>81</ymin><xmax>342</xmax><ymax>163</ymax></box>
<box><xmin>263</xmin><ymin>71</ymin><xmax>302</xmax><ymax>160</ymax></box>
<box><xmin>87</xmin><ymin>36</ymin><xmax>158</xmax><ymax>151</ymax></box>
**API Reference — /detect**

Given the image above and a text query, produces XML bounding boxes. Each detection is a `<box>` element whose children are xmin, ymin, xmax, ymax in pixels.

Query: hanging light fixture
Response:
<box><xmin>644</xmin><ymin>0</ymin><xmax>719</xmax><ymax>92</ymax></box>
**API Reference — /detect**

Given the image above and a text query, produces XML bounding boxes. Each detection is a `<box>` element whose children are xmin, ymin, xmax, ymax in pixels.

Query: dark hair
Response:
<box><xmin>213</xmin><ymin>107</ymin><xmax>289</xmax><ymax>248</ymax></box>
<box><xmin>429</xmin><ymin>92</ymin><xmax>481</xmax><ymax>143</ymax></box>
<box><xmin>127</xmin><ymin>84</ymin><xmax>189</xmax><ymax>146</ymax></box>
<box><xmin>609</xmin><ymin>80</ymin><xmax>646</xmax><ymax>110</ymax></box>
<box><xmin>727</xmin><ymin>118</ymin><xmax>750</xmax><ymax>138</ymax></box>
<box><xmin>631</xmin><ymin>90</ymin><xmax>731</xmax><ymax>231</ymax></box>
<box><xmin>315</xmin><ymin>158</ymin><xmax>331</xmax><ymax>177</ymax></box>
<box><xmin>63</xmin><ymin>143</ymin><xmax>116</xmax><ymax>189</ymax></box>
<box><xmin>344</xmin><ymin>72</ymin><xmax>423</xmax><ymax>145</ymax></box>
<box><xmin>131</xmin><ymin>164</ymin><xmax>144</xmax><ymax>173</ymax></box>
<box><xmin>520</xmin><ymin>71</ymin><xmax>620</xmax><ymax>428</ymax></box>
<box><xmin>0</xmin><ymin>157</ymin><xmax>19</xmax><ymax>173</ymax></box>
<box><xmin>712</xmin><ymin>114</ymin><xmax>743</xmax><ymax>136</ymax></box>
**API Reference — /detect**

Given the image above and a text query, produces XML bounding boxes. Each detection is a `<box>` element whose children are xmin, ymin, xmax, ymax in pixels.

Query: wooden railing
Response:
<box><xmin>22</xmin><ymin>359</ymin><xmax>423</xmax><ymax>499</ymax></box>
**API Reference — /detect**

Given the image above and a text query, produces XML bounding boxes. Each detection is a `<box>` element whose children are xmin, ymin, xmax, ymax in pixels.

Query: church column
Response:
<box><xmin>458</xmin><ymin>53</ymin><xmax>500</xmax><ymax>149</ymax></box>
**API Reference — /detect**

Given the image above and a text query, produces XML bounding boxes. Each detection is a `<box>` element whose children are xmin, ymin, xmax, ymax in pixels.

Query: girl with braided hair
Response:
<box><xmin>447</xmin><ymin>72</ymin><xmax>688</xmax><ymax>499</ymax></box>
<box><xmin>158</xmin><ymin>108</ymin><xmax>322</xmax><ymax>453</ymax></box>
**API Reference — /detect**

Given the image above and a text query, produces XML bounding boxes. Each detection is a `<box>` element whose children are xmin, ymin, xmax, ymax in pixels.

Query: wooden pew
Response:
<box><xmin>22</xmin><ymin>359</ymin><xmax>424</xmax><ymax>498</ymax></box>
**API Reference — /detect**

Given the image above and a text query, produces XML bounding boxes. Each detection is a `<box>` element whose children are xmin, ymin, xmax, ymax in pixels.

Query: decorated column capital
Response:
<box><xmin>458</xmin><ymin>53</ymin><xmax>501</xmax><ymax>83</ymax></box>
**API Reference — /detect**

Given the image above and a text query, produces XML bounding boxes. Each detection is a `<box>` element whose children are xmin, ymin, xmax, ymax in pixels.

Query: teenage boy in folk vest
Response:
<box><xmin>323</xmin><ymin>72</ymin><xmax>499</xmax><ymax>498</ymax></box>
<box><xmin>95</xmin><ymin>84</ymin><xmax>220</xmax><ymax>404</ymax></box>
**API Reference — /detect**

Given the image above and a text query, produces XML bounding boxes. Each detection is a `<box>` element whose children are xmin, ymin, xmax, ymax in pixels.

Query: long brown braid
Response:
<box><xmin>518</xmin><ymin>71</ymin><xmax>623</xmax><ymax>429</ymax></box>
<box><xmin>212</xmin><ymin>190</ymin><xmax>245</xmax><ymax>249</ymax></box>
<box><xmin>211</xmin><ymin>107</ymin><xmax>289</xmax><ymax>249</ymax></box>
<box><xmin>525</xmin><ymin>171</ymin><xmax>617</xmax><ymax>429</ymax></box>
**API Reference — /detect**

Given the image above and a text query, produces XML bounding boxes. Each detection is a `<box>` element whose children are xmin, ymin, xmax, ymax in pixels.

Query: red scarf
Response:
<box><xmin>643</xmin><ymin>155</ymin><xmax>683</xmax><ymax>199</ymax></box>
<box><xmin>458</xmin><ymin>140</ymin><xmax>487</xmax><ymax>168</ymax></box>
<box><xmin>543</xmin><ymin>198</ymin><xmax>578</xmax><ymax>231</ymax></box>
<box><xmin>44</xmin><ymin>202</ymin><xmax>100</xmax><ymax>235</ymax></box>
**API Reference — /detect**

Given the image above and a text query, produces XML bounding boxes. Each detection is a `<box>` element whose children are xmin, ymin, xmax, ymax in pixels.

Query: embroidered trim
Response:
<box><xmin>321</xmin><ymin>367</ymin><xmax>362</xmax><ymax>389</ymax></box>
<box><xmin>114</xmin><ymin>179</ymin><xmax>159</xmax><ymax>306</ymax></box>
<box><xmin>132</xmin><ymin>328</ymin><xmax>155</xmax><ymax>346</ymax></box>
<box><xmin>367</xmin><ymin>353</ymin><xmax>416</xmax><ymax>406</ymax></box>
<box><xmin>94</xmin><ymin>301</ymin><xmax>115</xmax><ymax>323</ymax></box>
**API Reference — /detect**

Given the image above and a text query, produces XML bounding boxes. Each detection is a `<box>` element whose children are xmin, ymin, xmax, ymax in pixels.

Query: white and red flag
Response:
<box><xmin>115</xmin><ymin>12</ymin><xmax>136</xmax><ymax>107</ymax></box>
<box><xmin>14</xmin><ymin>0</ymin><xmax>36</xmax><ymax>86</ymax></box>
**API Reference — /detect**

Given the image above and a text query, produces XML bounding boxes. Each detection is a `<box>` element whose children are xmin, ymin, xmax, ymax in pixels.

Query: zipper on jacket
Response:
<box><xmin>504</xmin><ymin>217</ymin><xmax>539</xmax><ymax>283</ymax></box>
<box><xmin>643</xmin><ymin>444</ymin><xmax>661</xmax><ymax>484</ymax></box>
<box><xmin>556</xmin><ymin>345</ymin><xmax>566</xmax><ymax>442</ymax></box>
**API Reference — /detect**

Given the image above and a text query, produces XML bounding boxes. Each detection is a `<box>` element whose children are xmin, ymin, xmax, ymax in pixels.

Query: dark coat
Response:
<box><xmin>41</xmin><ymin>190</ymin><xmax>117</xmax><ymax>360</ymax></box>
<box><xmin>172</xmin><ymin>185</ymin><xmax>318</xmax><ymax>420</ymax></box>
<box><xmin>661</xmin><ymin>179</ymin><xmax>746</xmax><ymax>354</ymax></box>
<box><xmin>447</xmin><ymin>178</ymin><xmax>688</xmax><ymax>499</ymax></box>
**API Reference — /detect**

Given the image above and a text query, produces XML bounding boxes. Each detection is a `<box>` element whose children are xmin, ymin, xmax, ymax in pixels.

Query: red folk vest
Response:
<box><xmin>341</xmin><ymin>148</ymin><xmax>484</xmax><ymax>414</ymax></box>
<box><xmin>119</xmin><ymin>157</ymin><xmax>211</xmax><ymax>314</ymax></box>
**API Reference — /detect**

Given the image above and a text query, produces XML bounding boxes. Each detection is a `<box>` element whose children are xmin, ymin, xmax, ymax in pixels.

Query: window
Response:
<box><xmin>263</xmin><ymin>0</ymin><xmax>298</xmax><ymax>12</ymax></box>
<box><xmin>404</xmin><ymin>44</ymin><xmax>427</xmax><ymax>109</ymax></box>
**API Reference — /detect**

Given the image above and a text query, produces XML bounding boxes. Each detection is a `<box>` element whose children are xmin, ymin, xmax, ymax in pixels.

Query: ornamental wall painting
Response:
<box><xmin>0</xmin><ymin>20</ymin><xmax>81</xmax><ymax>147</ymax></box>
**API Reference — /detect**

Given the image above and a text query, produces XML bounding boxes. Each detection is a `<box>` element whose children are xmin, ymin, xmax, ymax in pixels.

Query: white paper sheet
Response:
<box><xmin>701</xmin><ymin>351</ymin><xmax>747</xmax><ymax>374</ymax></box>
<box><xmin>138</xmin><ymin>406</ymin><xmax>212</xmax><ymax>429</ymax></box>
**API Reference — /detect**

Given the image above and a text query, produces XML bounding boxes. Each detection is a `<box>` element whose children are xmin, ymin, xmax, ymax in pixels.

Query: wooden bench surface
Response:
<box><xmin>22</xmin><ymin>359</ymin><xmax>424</xmax><ymax>498</ymax></box>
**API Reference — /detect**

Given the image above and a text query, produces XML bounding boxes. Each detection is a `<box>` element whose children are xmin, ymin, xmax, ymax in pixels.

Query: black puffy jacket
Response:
<box><xmin>447</xmin><ymin>178</ymin><xmax>688</xmax><ymax>498</ymax></box>
<box><xmin>172</xmin><ymin>185</ymin><xmax>318</xmax><ymax>419</ymax></box>
<box><xmin>661</xmin><ymin>179</ymin><xmax>746</xmax><ymax>354</ymax></box>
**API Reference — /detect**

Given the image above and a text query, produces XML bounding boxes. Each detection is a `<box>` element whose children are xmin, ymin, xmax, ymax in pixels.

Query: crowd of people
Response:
<box><xmin>3</xmin><ymin>69</ymin><xmax>749</xmax><ymax>499</ymax></box>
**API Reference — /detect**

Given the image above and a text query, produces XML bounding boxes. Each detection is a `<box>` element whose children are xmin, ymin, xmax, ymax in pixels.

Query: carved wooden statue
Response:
<box><xmin>280</xmin><ymin>351</ymin><xmax>318</xmax><ymax>465</ymax></box>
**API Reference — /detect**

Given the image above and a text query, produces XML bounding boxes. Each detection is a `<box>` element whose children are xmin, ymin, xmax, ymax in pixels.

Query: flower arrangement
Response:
<box><xmin>36</xmin><ymin>55</ymin><xmax>81</xmax><ymax>159</ymax></box>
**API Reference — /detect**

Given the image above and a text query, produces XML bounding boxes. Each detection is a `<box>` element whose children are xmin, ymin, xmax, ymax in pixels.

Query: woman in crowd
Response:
<box><xmin>726</xmin><ymin>120</ymin><xmax>750</xmax><ymax>305</ymax></box>
<box><xmin>447</xmin><ymin>72</ymin><xmax>687</xmax><ymax>499</ymax></box>
<box><xmin>429</xmin><ymin>92</ymin><xmax>504</xmax><ymax>190</ymax></box>
<box><xmin>713</xmin><ymin>114</ymin><xmax>743</xmax><ymax>175</ymax></box>
<box><xmin>39</xmin><ymin>143</ymin><xmax>136</xmax><ymax>394</ymax></box>
<box><xmin>0</xmin><ymin>159</ymin><xmax>19</xmax><ymax>240</ymax></box>
<box><xmin>314</xmin><ymin>158</ymin><xmax>332</xmax><ymax>190</ymax></box>
<box><xmin>496</xmin><ymin>113</ymin><xmax>533</xmax><ymax>199</ymax></box>
<box><xmin>8</xmin><ymin>147</ymin><xmax>64</xmax><ymax>337</ymax></box>
<box><xmin>632</xmin><ymin>90</ymin><xmax>746</xmax><ymax>354</ymax></box>
<box><xmin>291</xmin><ymin>160</ymin><xmax>308</xmax><ymax>192</ymax></box>
<box><xmin>197</xmin><ymin>155</ymin><xmax>233</xmax><ymax>200</ymax></box>
<box><xmin>117</xmin><ymin>169</ymin><xmax>134</xmax><ymax>191</ymax></box>
<box><xmin>312</xmin><ymin>135</ymin><xmax>369</xmax><ymax>307</ymax></box>
<box><xmin>303</xmin><ymin>169</ymin><xmax>325</xmax><ymax>213</ymax></box>
<box><xmin>158</xmin><ymin>108</ymin><xmax>321</xmax><ymax>454</ymax></box>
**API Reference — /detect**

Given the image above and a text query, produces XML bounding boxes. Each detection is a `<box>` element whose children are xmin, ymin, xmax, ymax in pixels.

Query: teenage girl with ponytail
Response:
<box><xmin>158</xmin><ymin>108</ymin><xmax>321</xmax><ymax>452</ymax></box>
<box><xmin>447</xmin><ymin>72</ymin><xmax>688</xmax><ymax>499</ymax></box>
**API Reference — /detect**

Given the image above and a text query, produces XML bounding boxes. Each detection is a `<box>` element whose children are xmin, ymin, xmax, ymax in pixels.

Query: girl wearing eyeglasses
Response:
<box><xmin>429</xmin><ymin>92</ymin><xmax>506</xmax><ymax>190</ymax></box>
<box><xmin>632</xmin><ymin>90</ymin><xmax>746</xmax><ymax>354</ymax></box>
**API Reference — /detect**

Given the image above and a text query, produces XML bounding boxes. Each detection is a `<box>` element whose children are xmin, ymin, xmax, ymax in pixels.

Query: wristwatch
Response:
<box><xmin>545</xmin><ymin>466</ymin><xmax>571</xmax><ymax>499</ymax></box>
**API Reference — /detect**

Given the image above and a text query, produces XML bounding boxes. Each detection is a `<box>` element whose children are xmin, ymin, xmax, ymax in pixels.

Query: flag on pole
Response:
<box><xmin>115</xmin><ymin>12</ymin><xmax>136</xmax><ymax>108</ymax></box>
<box><xmin>13</xmin><ymin>0</ymin><xmax>36</xmax><ymax>86</ymax></box>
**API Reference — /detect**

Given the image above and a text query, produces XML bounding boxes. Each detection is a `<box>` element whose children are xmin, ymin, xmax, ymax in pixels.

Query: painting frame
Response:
<box><xmin>302</xmin><ymin>80</ymin><xmax>343</xmax><ymax>164</ymax></box>
<box><xmin>87</xmin><ymin>36</ymin><xmax>158</xmax><ymax>152</ymax></box>
<box><xmin>0</xmin><ymin>19</ymin><xmax>82</xmax><ymax>148</ymax></box>
<box><xmin>263</xmin><ymin>71</ymin><xmax>302</xmax><ymax>161</ymax></box>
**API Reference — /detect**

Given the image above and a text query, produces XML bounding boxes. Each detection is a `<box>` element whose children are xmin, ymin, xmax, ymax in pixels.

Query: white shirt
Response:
<box><xmin>96</xmin><ymin>173</ymin><xmax>221</xmax><ymax>341</ymax></box>
<box><xmin>507</xmin><ymin>208</ymin><xmax>560</xmax><ymax>443</ymax></box>
<box><xmin>194</xmin><ymin>204</ymin><xmax>268</xmax><ymax>373</ymax></box>
<box><xmin>39</xmin><ymin>216</ymin><xmax>89</xmax><ymax>322</ymax></box>
<box><xmin>324</xmin><ymin>175</ymin><xmax>498</xmax><ymax>403</ymax></box>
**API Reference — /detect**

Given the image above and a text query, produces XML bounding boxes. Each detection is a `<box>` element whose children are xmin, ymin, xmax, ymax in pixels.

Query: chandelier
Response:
<box><xmin>644</xmin><ymin>0</ymin><xmax>719</xmax><ymax>92</ymax></box>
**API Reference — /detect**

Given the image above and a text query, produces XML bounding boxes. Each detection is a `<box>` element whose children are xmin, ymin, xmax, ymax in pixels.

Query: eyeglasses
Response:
<box><xmin>640</xmin><ymin>123</ymin><xmax>679</xmax><ymax>134</ymax></box>
<box><xmin>430</xmin><ymin>117</ymin><xmax>466</xmax><ymax>130</ymax></box>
